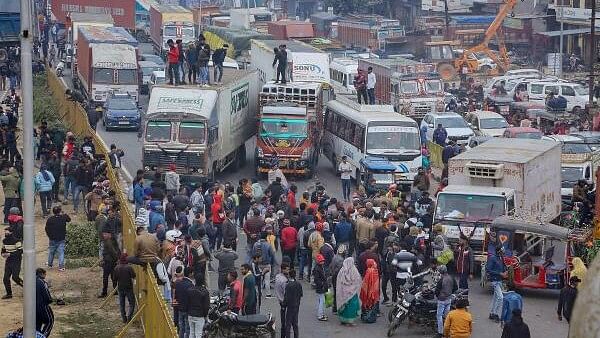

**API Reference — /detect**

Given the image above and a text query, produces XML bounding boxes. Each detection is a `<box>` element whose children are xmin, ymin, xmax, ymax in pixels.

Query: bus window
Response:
<box><xmin>339</xmin><ymin>117</ymin><xmax>347</xmax><ymax>138</ymax></box>
<box><xmin>346</xmin><ymin>120</ymin><xmax>355</xmax><ymax>143</ymax></box>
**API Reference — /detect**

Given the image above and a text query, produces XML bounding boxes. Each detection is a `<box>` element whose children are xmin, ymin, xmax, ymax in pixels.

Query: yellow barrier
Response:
<box><xmin>47</xmin><ymin>72</ymin><xmax>178</xmax><ymax>338</ymax></box>
<box><xmin>427</xmin><ymin>141</ymin><xmax>444</xmax><ymax>169</ymax></box>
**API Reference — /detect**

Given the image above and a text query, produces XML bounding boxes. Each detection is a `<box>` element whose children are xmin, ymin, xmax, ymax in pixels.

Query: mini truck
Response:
<box><xmin>149</xmin><ymin>3</ymin><xmax>195</xmax><ymax>56</ymax></box>
<box><xmin>75</xmin><ymin>26</ymin><xmax>140</xmax><ymax>104</ymax></box>
<box><xmin>143</xmin><ymin>70</ymin><xmax>258</xmax><ymax>185</ymax></box>
<box><xmin>435</xmin><ymin>138</ymin><xmax>562</xmax><ymax>262</ymax></box>
<box><xmin>359</xmin><ymin>156</ymin><xmax>398</xmax><ymax>191</ymax></box>
<box><xmin>390</xmin><ymin>63</ymin><xmax>445</xmax><ymax>120</ymax></box>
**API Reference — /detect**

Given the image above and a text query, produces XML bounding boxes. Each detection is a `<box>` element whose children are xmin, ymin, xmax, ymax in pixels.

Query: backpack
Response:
<box><xmin>303</xmin><ymin>229</ymin><xmax>314</xmax><ymax>248</ymax></box>
<box><xmin>253</xmin><ymin>241</ymin><xmax>263</xmax><ymax>260</ymax></box>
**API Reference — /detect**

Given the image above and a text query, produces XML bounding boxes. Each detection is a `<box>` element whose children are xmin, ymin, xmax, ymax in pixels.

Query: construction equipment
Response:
<box><xmin>454</xmin><ymin>0</ymin><xmax>523</xmax><ymax>74</ymax></box>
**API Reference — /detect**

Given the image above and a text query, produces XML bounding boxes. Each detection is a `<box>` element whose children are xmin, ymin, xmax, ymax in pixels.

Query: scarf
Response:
<box><xmin>571</xmin><ymin>257</ymin><xmax>587</xmax><ymax>287</ymax></box>
<box><xmin>336</xmin><ymin>257</ymin><xmax>362</xmax><ymax>307</ymax></box>
<box><xmin>360</xmin><ymin>259</ymin><xmax>380</xmax><ymax>309</ymax></box>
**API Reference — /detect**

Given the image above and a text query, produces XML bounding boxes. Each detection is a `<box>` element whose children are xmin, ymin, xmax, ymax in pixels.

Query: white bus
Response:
<box><xmin>322</xmin><ymin>95</ymin><xmax>423</xmax><ymax>190</ymax></box>
<box><xmin>330</xmin><ymin>58</ymin><xmax>358</xmax><ymax>95</ymax></box>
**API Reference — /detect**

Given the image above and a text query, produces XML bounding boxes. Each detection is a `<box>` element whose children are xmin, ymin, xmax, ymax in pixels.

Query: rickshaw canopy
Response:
<box><xmin>492</xmin><ymin>216</ymin><xmax>591</xmax><ymax>241</ymax></box>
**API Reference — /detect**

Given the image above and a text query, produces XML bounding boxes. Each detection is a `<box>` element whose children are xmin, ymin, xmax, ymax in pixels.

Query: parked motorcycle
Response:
<box><xmin>204</xmin><ymin>295</ymin><xmax>276</xmax><ymax>338</ymax></box>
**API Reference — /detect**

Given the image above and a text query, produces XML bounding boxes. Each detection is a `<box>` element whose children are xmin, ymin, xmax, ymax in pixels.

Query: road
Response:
<box><xmin>60</xmin><ymin>44</ymin><xmax>569</xmax><ymax>337</ymax></box>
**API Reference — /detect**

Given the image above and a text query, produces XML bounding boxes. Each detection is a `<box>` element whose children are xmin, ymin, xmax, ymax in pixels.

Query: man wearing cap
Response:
<box><xmin>435</xmin><ymin>265</ymin><xmax>457</xmax><ymax>337</ymax></box>
<box><xmin>313</xmin><ymin>253</ymin><xmax>329</xmax><ymax>321</ymax></box>
<box><xmin>558</xmin><ymin>275</ymin><xmax>580</xmax><ymax>323</ymax></box>
<box><xmin>165</xmin><ymin>164</ymin><xmax>180</xmax><ymax>197</ymax></box>
<box><xmin>486</xmin><ymin>245</ymin><xmax>507</xmax><ymax>322</ymax></box>
<box><xmin>128</xmin><ymin>219</ymin><xmax>160</xmax><ymax>268</ymax></box>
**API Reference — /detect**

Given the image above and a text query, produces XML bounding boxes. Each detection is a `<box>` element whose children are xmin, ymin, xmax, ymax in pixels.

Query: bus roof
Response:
<box><xmin>330</xmin><ymin>58</ymin><xmax>358</xmax><ymax>73</ymax></box>
<box><xmin>327</xmin><ymin>95</ymin><xmax>417</xmax><ymax>127</ymax></box>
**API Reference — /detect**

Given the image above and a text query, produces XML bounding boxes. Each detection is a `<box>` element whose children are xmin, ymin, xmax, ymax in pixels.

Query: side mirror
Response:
<box><xmin>428</xmin><ymin>124</ymin><xmax>434</xmax><ymax>128</ymax></box>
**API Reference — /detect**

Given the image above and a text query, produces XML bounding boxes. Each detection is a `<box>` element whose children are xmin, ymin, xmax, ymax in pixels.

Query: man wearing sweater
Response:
<box><xmin>186</xmin><ymin>279</ymin><xmax>210</xmax><ymax>338</ymax></box>
<box><xmin>44</xmin><ymin>206</ymin><xmax>71</xmax><ymax>271</ymax></box>
<box><xmin>214</xmin><ymin>242</ymin><xmax>238</xmax><ymax>292</ymax></box>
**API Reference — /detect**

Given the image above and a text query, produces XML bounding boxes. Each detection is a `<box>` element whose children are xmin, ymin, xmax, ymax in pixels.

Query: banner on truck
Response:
<box><xmin>230</xmin><ymin>83</ymin><xmax>250</xmax><ymax>134</ymax></box>
<box><xmin>291</xmin><ymin>52</ymin><xmax>330</xmax><ymax>84</ymax></box>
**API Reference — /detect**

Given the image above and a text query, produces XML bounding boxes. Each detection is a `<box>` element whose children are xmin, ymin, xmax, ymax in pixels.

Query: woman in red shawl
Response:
<box><xmin>360</xmin><ymin>259</ymin><xmax>380</xmax><ymax>322</ymax></box>
<box><xmin>211</xmin><ymin>190</ymin><xmax>225</xmax><ymax>249</ymax></box>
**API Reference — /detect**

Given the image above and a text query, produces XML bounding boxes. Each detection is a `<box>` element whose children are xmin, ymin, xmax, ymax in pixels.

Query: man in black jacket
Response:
<box><xmin>2</xmin><ymin>226</ymin><xmax>23</xmax><ymax>299</ymax></box>
<box><xmin>221</xmin><ymin>210</ymin><xmax>238</xmax><ymax>251</ymax></box>
<box><xmin>174</xmin><ymin>266</ymin><xmax>194</xmax><ymax>338</ymax></box>
<box><xmin>283</xmin><ymin>269</ymin><xmax>303</xmax><ymax>337</ymax></box>
<box><xmin>113</xmin><ymin>253</ymin><xmax>136</xmax><ymax>323</ymax></box>
<box><xmin>558</xmin><ymin>276</ymin><xmax>580</xmax><ymax>323</ymax></box>
<box><xmin>36</xmin><ymin>268</ymin><xmax>54</xmax><ymax>336</ymax></box>
<box><xmin>45</xmin><ymin>206</ymin><xmax>71</xmax><ymax>271</ymax></box>
<box><xmin>266</xmin><ymin>177</ymin><xmax>285</xmax><ymax>206</ymax></box>
<box><xmin>273</xmin><ymin>44</ymin><xmax>288</xmax><ymax>84</ymax></box>
<box><xmin>313</xmin><ymin>254</ymin><xmax>328</xmax><ymax>321</ymax></box>
<box><xmin>212</xmin><ymin>44</ymin><xmax>228</xmax><ymax>84</ymax></box>
<box><xmin>186</xmin><ymin>278</ymin><xmax>210</xmax><ymax>337</ymax></box>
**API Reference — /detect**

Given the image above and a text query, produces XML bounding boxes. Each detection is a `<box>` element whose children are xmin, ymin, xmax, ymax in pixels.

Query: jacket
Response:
<box><xmin>334</xmin><ymin>220</ymin><xmax>352</xmax><ymax>243</ymax></box>
<box><xmin>412</xmin><ymin>173</ymin><xmax>430</xmax><ymax>192</ymax></box>
<box><xmin>212</xmin><ymin>48</ymin><xmax>226</xmax><ymax>64</ymax></box>
<box><xmin>558</xmin><ymin>285</ymin><xmax>577</xmax><ymax>321</ymax></box>
<box><xmin>148</xmin><ymin>211</ymin><xmax>165</xmax><ymax>233</ymax></box>
<box><xmin>456</xmin><ymin>244</ymin><xmax>474</xmax><ymax>274</ymax></box>
<box><xmin>186</xmin><ymin>284</ymin><xmax>210</xmax><ymax>317</ymax></box>
<box><xmin>435</xmin><ymin>273</ymin><xmax>457</xmax><ymax>301</ymax></box>
<box><xmin>134</xmin><ymin>232</ymin><xmax>160</xmax><ymax>263</ymax></box>
<box><xmin>443</xmin><ymin>308</ymin><xmax>472</xmax><ymax>338</ymax></box>
<box><xmin>282</xmin><ymin>279</ymin><xmax>303</xmax><ymax>309</ymax></box>
<box><xmin>45</xmin><ymin>214</ymin><xmax>71</xmax><ymax>241</ymax></box>
<box><xmin>34</xmin><ymin>171</ymin><xmax>55</xmax><ymax>192</ymax></box>
<box><xmin>0</xmin><ymin>171</ymin><xmax>20</xmax><ymax>198</ymax></box>
<box><xmin>222</xmin><ymin>218</ymin><xmax>237</xmax><ymax>245</ymax></box>
<box><xmin>167</xmin><ymin>45</ymin><xmax>179</xmax><ymax>64</ymax></box>
<box><xmin>355</xmin><ymin>216</ymin><xmax>374</xmax><ymax>241</ymax></box>
<box><xmin>433</xmin><ymin>127</ymin><xmax>448</xmax><ymax>145</ymax></box>
<box><xmin>501</xmin><ymin>316</ymin><xmax>531</xmax><ymax>338</ymax></box>
<box><xmin>174</xmin><ymin>277</ymin><xmax>194</xmax><ymax>311</ymax></box>
<box><xmin>164</xmin><ymin>170</ymin><xmax>180</xmax><ymax>191</ymax></box>
<box><xmin>186</xmin><ymin>46</ymin><xmax>199</xmax><ymax>64</ymax></box>
<box><xmin>312</xmin><ymin>264</ymin><xmax>328</xmax><ymax>294</ymax></box>
<box><xmin>485</xmin><ymin>254</ymin><xmax>505</xmax><ymax>282</ymax></box>
<box><xmin>113</xmin><ymin>263</ymin><xmax>136</xmax><ymax>290</ymax></box>
<box><xmin>229</xmin><ymin>279</ymin><xmax>243</xmax><ymax>311</ymax></box>
<box><xmin>252</xmin><ymin>240</ymin><xmax>275</xmax><ymax>266</ymax></box>
<box><xmin>214</xmin><ymin>248</ymin><xmax>238</xmax><ymax>275</ymax></box>
<box><xmin>280</xmin><ymin>226</ymin><xmax>298</xmax><ymax>251</ymax></box>
<box><xmin>501</xmin><ymin>291</ymin><xmax>523</xmax><ymax>323</ymax></box>
<box><xmin>133</xmin><ymin>182</ymin><xmax>144</xmax><ymax>206</ymax></box>
<box><xmin>102</xmin><ymin>238</ymin><xmax>120</xmax><ymax>264</ymax></box>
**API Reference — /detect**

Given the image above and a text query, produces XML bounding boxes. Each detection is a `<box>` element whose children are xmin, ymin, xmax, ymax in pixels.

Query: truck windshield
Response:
<box><xmin>146</xmin><ymin>121</ymin><xmax>171</xmax><ymax>142</ymax></box>
<box><xmin>561</xmin><ymin>167</ymin><xmax>583</xmax><ymax>187</ymax></box>
<box><xmin>179</xmin><ymin>122</ymin><xmax>206</xmax><ymax>144</ymax></box>
<box><xmin>480</xmin><ymin>118</ymin><xmax>508</xmax><ymax>129</ymax></box>
<box><xmin>182</xmin><ymin>27</ymin><xmax>194</xmax><ymax>38</ymax></box>
<box><xmin>260</xmin><ymin>118</ymin><xmax>308</xmax><ymax>138</ymax></box>
<box><xmin>436</xmin><ymin>193</ymin><xmax>506</xmax><ymax>222</ymax></box>
<box><xmin>562</xmin><ymin>143</ymin><xmax>592</xmax><ymax>154</ymax></box>
<box><xmin>400</xmin><ymin>81</ymin><xmax>419</xmax><ymax>94</ymax></box>
<box><xmin>366</xmin><ymin>126</ymin><xmax>420</xmax><ymax>153</ymax></box>
<box><xmin>93</xmin><ymin>68</ymin><xmax>113</xmax><ymax>84</ymax></box>
<box><xmin>118</xmin><ymin>69</ymin><xmax>138</xmax><ymax>85</ymax></box>
<box><xmin>164</xmin><ymin>26</ymin><xmax>177</xmax><ymax>36</ymax></box>
<box><xmin>425</xmin><ymin>80</ymin><xmax>442</xmax><ymax>93</ymax></box>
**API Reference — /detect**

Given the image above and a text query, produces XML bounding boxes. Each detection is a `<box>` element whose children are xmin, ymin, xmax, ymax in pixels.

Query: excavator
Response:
<box><xmin>454</xmin><ymin>0</ymin><xmax>523</xmax><ymax>75</ymax></box>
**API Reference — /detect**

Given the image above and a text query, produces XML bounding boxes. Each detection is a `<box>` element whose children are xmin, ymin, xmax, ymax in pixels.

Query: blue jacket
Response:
<box><xmin>148</xmin><ymin>211</ymin><xmax>165</xmax><ymax>233</ymax></box>
<box><xmin>34</xmin><ymin>171</ymin><xmax>55</xmax><ymax>192</ymax></box>
<box><xmin>133</xmin><ymin>183</ymin><xmax>144</xmax><ymax>206</ymax></box>
<box><xmin>334</xmin><ymin>220</ymin><xmax>352</xmax><ymax>243</ymax></box>
<box><xmin>433</xmin><ymin>127</ymin><xmax>448</xmax><ymax>145</ymax></box>
<box><xmin>501</xmin><ymin>291</ymin><xmax>523</xmax><ymax>323</ymax></box>
<box><xmin>486</xmin><ymin>254</ymin><xmax>506</xmax><ymax>282</ymax></box>
<box><xmin>252</xmin><ymin>239</ymin><xmax>275</xmax><ymax>266</ymax></box>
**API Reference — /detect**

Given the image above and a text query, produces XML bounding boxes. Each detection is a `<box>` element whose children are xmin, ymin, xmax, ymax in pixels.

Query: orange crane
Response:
<box><xmin>454</xmin><ymin>0</ymin><xmax>523</xmax><ymax>74</ymax></box>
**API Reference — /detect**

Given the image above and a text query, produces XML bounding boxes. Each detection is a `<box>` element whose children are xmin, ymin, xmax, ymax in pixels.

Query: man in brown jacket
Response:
<box><xmin>128</xmin><ymin>220</ymin><xmax>160</xmax><ymax>267</ymax></box>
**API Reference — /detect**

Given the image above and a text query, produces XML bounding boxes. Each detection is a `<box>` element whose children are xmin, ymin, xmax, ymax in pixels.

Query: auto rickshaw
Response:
<box><xmin>358</xmin><ymin>156</ymin><xmax>398</xmax><ymax>195</ymax></box>
<box><xmin>481</xmin><ymin>216</ymin><xmax>592</xmax><ymax>290</ymax></box>
<box><xmin>484</xmin><ymin>94</ymin><xmax>512</xmax><ymax>116</ymax></box>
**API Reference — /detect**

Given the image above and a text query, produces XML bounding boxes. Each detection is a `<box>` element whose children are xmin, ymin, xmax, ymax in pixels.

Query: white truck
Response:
<box><xmin>435</xmin><ymin>138</ymin><xmax>562</xmax><ymax>261</ymax></box>
<box><xmin>250</xmin><ymin>39</ymin><xmax>330</xmax><ymax>86</ymax></box>
<box><xmin>67</xmin><ymin>13</ymin><xmax>114</xmax><ymax>70</ymax></box>
<box><xmin>561</xmin><ymin>152</ymin><xmax>600</xmax><ymax>202</ymax></box>
<box><xmin>142</xmin><ymin>70</ymin><xmax>259</xmax><ymax>185</ymax></box>
<box><xmin>149</xmin><ymin>3</ymin><xmax>195</xmax><ymax>56</ymax></box>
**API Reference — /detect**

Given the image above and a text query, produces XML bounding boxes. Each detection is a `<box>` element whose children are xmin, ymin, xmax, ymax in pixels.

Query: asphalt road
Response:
<box><xmin>60</xmin><ymin>44</ymin><xmax>570</xmax><ymax>338</ymax></box>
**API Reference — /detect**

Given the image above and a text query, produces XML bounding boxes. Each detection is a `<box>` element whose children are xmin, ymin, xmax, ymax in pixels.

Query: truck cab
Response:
<box><xmin>391</xmin><ymin>64</ymin><xmax>445</xmax><ymax>120</ymax></box>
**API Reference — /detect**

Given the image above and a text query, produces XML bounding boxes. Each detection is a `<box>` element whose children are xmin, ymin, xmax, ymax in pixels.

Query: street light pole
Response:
<box><xmin>590</xmin><ymin>0</ymin><xmax>596</xmax><ymax>105</ymax></box>
<box><xmin>20</xmin><ymin>0</ymin><xmax>36</xmax><ymax>336</ymax></box>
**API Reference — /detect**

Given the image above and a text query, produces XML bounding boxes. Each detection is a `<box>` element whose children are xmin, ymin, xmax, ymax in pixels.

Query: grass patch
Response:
<box><xmin>64</xmin><ymin>257</ymin><xmax>99</xmax><ymax>269</ymax></box>
<box><xmin>59</xmin><ymin>311</ymin><xmax>120</xmax><ymax>338</ymax></box>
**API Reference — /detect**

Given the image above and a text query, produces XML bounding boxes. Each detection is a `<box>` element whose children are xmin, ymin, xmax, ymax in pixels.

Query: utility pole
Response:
<box><xmin>20</xmin><ymin>0</ymin><xmax>36</xmax><ymax>336</ymax></box>
<box><xmin>558</xmin><ymin>6</ymin><xmax>564</xmax><ymax>76</ymax></box>
<box><xmin>590</xmin><ymin>0</ymin><xmax>597</xmax><ymax>105</ymax></box>
<box><xmin>444</xmin><ymin>0</ymin><xmax>450</xmax><ymax>39</ymax></box>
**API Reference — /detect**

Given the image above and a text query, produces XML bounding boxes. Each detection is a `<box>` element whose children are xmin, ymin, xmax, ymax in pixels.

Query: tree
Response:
<box><xmin>323</xmin><ymin>0</ymin><xmax>361</xmax><ymax>14</ymax></box>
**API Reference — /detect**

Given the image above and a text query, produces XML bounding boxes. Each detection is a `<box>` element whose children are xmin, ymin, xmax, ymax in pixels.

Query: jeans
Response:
<box><xmin>3</xmin><ymin>256</ymin><xmax>22</xmax><ymax>295</ymax></box>
<box><xmin>47</xmin><ymin>240</ymin><xmax>65</xmax><ymax>268</ymax></box>
<box><xmin>73</xmin><ymin>185</ymin><xmax>88</xmax><ymax>212</ymax></box>
<box><xmin>39</xmin><ymin>191</ymin><xmax>52</xmax><ymax>216</ymax></box>
<box><xmin>214</xmin><ymin>63</ymin><xmax>223</xmax><ymax>82</ymax></box>
<box><xmin>64</xmin><ymin>175</ymin><xmax>75</xmax><ymax>200</ymax></box>
<box><xmin>188</xmin><ymin>64</ymin><xmax>198</xmax><ymax>84</ymax></box>
<box><xmin>276</xmin><ymin>66</ymin><xmax>287</xmax><ymax>83</ymax></box>
<box><xmin>283</xmin><ymin>248</ymin><xmax>296</xmax><ymax>267</ymax></box>
<box><xmin>357</xmin><ymin>88</ymin><xmax>368</xmax><ymax>104</ymax></box>
<box><xmin>436</xmin><ymin>298</ymin><xmax>452</xmax><ymax>334</ymax></box>
<box><xmin>188</xmin><ymin>316</ymin><xmax>205</xmax><ymax>338</ymax></box>
<box><xmin>285</xmin><ymin>307</ymin><xmax>299</xmax><ymax>338</ymax></box>
<box><xmin>316</xmin><ymin>293</ymin><xmax>325</xmax><ymax>318</ymax></box>
<box><xmin>199</xmin><ymin>66</ymin><xmax>209</xmax><ymax>84</ymax></box>
<box><xmin>260</xmin><ymin>264</ymin><xmax>271</xmax><ymax>291</ymax></box>
<box><xmin>280</xmin><ymin>305</ymin><xmax>287</xmax><ymax>338</ymax></box>
<box><xmin>459</xmin><ymin>271</ymin><xmax>469</xmax><ymax>289</ymax></box>
<box><xmin>215</xmin><ymin>224</ymin><xmax>223</xmax><ymax>250</ymax></box>
<box><xmin>119</xmin><ymin>288</ymin><xmax>136</xmax><ymax>322</ymax></box>
<box><xmin>168</xmin><ymin>63</ymin><xmax>180</xmax><ymax>85</ymax></box>
<box><xmin>341</xmin><ymin>178</ymin><xmax>351</xmax><ymax>201</ymax></box>
<box><xmin>179</xmin><ymin>62</ymin><xmax>186</xmax><ymax>83</ymax></box>
<box><xmin>489</xmin><ymin>281</ymin><xmax>504</xmax><ymax>317</ymax></box>
<box><xmin>178</xmin><ymin>311</ymin><xmax>189</xmax><ymax>338</ymax></box>
<box><xmin>367</xmin><ymin>88</ymin><xmax>375</xmax><ymax>104</ymax></box>
<box><xmin>101</xmin><ymin>262</ymin><xmax>116</xmax><ymax>295</ymax></box>
<box><xmin>298</xmin><ymin>248</ymin><xmax>310</xmax><ymax>279</ymax></box>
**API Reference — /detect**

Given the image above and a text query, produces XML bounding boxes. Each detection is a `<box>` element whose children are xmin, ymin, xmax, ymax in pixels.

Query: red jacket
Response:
<box><xmin>211</xmin><ymin>194</ymin><xmax>224</xmax><ymax>225</ymax></box>
<box><xmin>167</xmin><ymin>46</ymin><xmax>179</xmax><ymax>64</ymax></box>
<box><xmin>229</xmin><ymin>279</ymin><xmax>243</xmax><ymax>310</ymax></box>
<box><xmin>287</xmin><ymin>191</ymin><xmax>296</xmax><ymax>210</ymax></box>
<box><xmin>280</xmin><ymin>226</ymin><xmax>298</xmax><ymax>251</ymax></box>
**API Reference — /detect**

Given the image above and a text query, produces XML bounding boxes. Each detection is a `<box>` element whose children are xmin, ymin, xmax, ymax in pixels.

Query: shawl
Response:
<box><xmin>336</xmin><ymin>257</ymin><xmax>363</xmax><ymax>307</ymax></box>
<box><xmin>360</xmin><ymin>259</ymin><xmax>380</xmax><ymax>309</ymax></box>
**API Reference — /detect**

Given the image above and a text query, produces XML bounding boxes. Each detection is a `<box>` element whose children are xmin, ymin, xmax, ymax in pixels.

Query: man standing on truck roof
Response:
<box><xmin>186</xmin><ymin>42</ymin><xmax>199</xmax><ymax>85</ymax></box>
<box><xmin>166</xmin><ymin>39</ymin><xmax>180</xmax><ymax>86</ymax></box>
<box><xmin>213</xmin><ymin>44</ymin><xmax>228</xmax><ymax>85</ymax></box>
<box><xmin>176</xmin><ymin>39</ymin><xmax>186</xmax><ymax>85</ymax></box>
<box><xmin>353</xmin><ymin>70</ymin><xmax>368</xmax><ymax>104</ymax></box>
<box><xmin>366</xmin><ymin>67</ymin><xmax>376</xmax><ymax>105</ymax></box>
<box><xmin>273</xmin><ymin>44</ymin><xmax>288</xmax><ymax>84</ymax></box>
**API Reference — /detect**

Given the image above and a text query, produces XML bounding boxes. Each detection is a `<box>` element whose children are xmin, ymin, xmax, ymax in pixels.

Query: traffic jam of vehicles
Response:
<box><xmin>43</xmin><ymin>0</ymin><xmax>599</xmax><ymax>336</ymax></box>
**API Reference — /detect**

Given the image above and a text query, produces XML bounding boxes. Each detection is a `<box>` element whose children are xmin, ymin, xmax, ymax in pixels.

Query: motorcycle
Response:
<box><xmin>204</xmin><ymin>295</ymin><xmax>276</xmax><ymax>338</ymax></box>
<box><xmin>56</xmin><ymin>59</ymin><xmax>65</xmax><ymax>77</ymax></box>
<box><xmin>387</xmin><ymin>270</ymin><xmax>468</xmax><ymax>337</ymax></box>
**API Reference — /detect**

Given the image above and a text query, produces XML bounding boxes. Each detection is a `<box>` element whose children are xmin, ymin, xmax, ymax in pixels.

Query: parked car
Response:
<box><xmin>423</xmin><ymin>111</ymin><xmax>474</xmax><ymax>144</ymax></box>
<box><xmin>570</xmin><ymin>131</ymin><xmax>600</xmax><ymax>149</ymax></box>
<box><xmin>527</xmin><ymin>81</ymin><xmax>590</xmax><ymax>114</ymax></box>
<box><xmin>543</xmin><ymin>134</ymin><xmax>594</xmax><ymax>154</ymax></box>
<box><xmin>502</xmin><ymin>127</ymin><xmax>542</xmax><ymax>139</ymax></box>
<box><xmin>102</xmin><ymin>93</ymin><xmax>141</xmax><ymax>131</ymax></box>
<box><xmin>464</xmin><ymin>110</ymin><xmax>508</xmax><ymax>137</ymax></box>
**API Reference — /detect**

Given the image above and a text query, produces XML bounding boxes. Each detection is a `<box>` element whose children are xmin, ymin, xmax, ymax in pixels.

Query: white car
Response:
<box><xmin>464</xmin><ymin>110</ymin><xmax>508</xmax><ymax>137</ymax></box>
<box><xmin>423</xmin><ymin>112</ymin><xmax>474</xmax><ymax>144</ymax></box>
<box><xmin>528</xmin><ymin>81</ymin><xmax>590</xmax><ymax>114</ymax></box>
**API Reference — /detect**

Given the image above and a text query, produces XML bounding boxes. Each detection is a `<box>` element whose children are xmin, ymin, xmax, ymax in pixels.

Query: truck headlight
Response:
<box><xmin>301</xmin><ymin>148</ymin><xmax>310</xmax><ymax>159</ymax></box>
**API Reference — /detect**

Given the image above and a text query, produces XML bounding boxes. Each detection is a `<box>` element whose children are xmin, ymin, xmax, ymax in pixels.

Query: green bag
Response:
<box><xmin>437</xmin><ymin>248</ymin><xmax>454</xmax><ymax>266</ymax></box>
<box><xmin>325</xmin><ymin>289</ymin><xmax>333</xmax><ymax>308</ymax></box>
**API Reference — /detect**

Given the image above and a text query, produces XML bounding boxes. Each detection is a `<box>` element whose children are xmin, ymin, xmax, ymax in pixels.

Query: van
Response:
<box><xmin>527</xmin><ymin>81</ymin><xmax>589</xmax><ymax>113</ymax></box>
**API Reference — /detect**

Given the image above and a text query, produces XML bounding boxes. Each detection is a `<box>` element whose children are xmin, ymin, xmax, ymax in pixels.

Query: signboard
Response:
<box><xmin>377</xmin><ymin>27</ymin><xmax>406</xmax><ymax>41</ymax></box>
<box><xmin>503</xmin><ymin>17</ymin><xmax>523</xmax><ymax>30</ymax></box>
<box><xmin>556</xmin><ymin>6</ymin><xmax>597</xmax><ymax>20</ymax></box>
<box><xmin>157</xmin><ymin>97</ymin><xmax>204</xmax><ymax>113</ymax></box>
<box><xmin>230</xmin><ymin>83</ymin><xmax>250</xmax><ymax>134</ymax></box>
<box><xmin>367</xmin><ymin>126</ymin><xmax>418</xmax><ymax>133</ymax></box>
<box><xmin>291</xmin><ymin>52</ymin><xmax>331</xmax><ymax>83</ymax></box>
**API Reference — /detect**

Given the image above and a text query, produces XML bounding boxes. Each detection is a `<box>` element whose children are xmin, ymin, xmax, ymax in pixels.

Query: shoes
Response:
<box><xmin>97</xmin><ymin>293</ymin><xmax>107</xmax><ymax>298</ymax></box>
<box><xmin>2</xmin><ymin>294</ymin><xmax>12</xmax><ymax>299</ymax></box>
<box><xmin>489</xmin><ymin>314</ymin><xmax>500</xmax><ymax>322</ymax></box>
<box><xmin>265</xmin><ymin>294</ymin><xmax>273</xmax><ymax>298</ymax></box>
<box><xmin>317</xmin><ymin>316</ymin><xmax>328</xmax><ymax>321</ymax></box>
<box><xmin>58</xmin><ymin>267</ymin><xmax>66</xmax><ymax>272</ymax></box>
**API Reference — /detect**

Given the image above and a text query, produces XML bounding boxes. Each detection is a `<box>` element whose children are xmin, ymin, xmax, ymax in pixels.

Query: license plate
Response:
<box><xmin>118</xmin><ymin>121</ymin><xmax>130</xmax><ymax>125</ymax></box>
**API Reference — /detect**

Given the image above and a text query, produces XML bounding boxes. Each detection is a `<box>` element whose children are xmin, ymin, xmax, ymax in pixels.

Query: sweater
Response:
<box><xmin>0</xmin><ymin>171</ymin><xmax>20</xmax><ymax>198</ymax></box>
<box><xmin>214</xmin><ymin>248</ymin><xmax>238</xmax><ymax>275</ymax></box>
<box><xmin>186</xmin><ymin>284</ymin><xmax>210</xmax><ymax>317</ymax></box>
<box><xmin>34</xmin><ymin>171</ymin><xmax>55</xmax><ymax>192</ymax></box>
<box><xmin>443</xmin><ymin>308</ymin><xmax>472</xmax><ymax>338</ymax></box>
<box><xmin>45</xmin><ymin>214</ymin><xmax>71</xmax><ymax>241</ymax></box>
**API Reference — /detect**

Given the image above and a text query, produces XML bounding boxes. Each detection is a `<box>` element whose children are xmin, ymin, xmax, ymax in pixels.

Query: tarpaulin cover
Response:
<box><xmin>450</xmin><ymin>16</ymin><xmax>495</xmax><ymax>24</ymax></box>
<box><xmin>202</xmin><ymin>25</ymin><xmax>272</xmax><ymax>58</ymax></box>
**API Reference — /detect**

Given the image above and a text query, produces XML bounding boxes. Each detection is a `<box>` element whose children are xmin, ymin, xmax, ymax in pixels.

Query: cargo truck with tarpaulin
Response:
<box><xmin>0</xmin><ymin>2</ymin><xmax>20</xmax><ymax>68</ymax></box>
<box><xmin>68</xmin><ymin>13</ymin><xmax>114</xmax><ymax>70</ymax></box>
<box><xmin>143</xmin><ymin>70</ymin><xmax>259</xmax><ymax>185</ymax></box>
<box><xmin>51</xmin><ymin>0</ymin><xmax>135</xmax><ymax>30</ymax></box>
<box><xmin>149</xmin><ymin>3</ymin><xmax>195</xmax><ymax>56</ymax></box>
<box><xmin>75</xmin><ymin>26</ymin><xmax>140</xmax><ymax>104</ymax></box>
<box><xmin>203</xmin><ymin>25</ymin><xmax>273</xmax><ymax>59</ymax></box>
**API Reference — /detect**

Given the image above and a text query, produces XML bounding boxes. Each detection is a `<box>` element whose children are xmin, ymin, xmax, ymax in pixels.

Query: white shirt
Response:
<box><xmin>338</xmin><ymin>161</ymin><xmax>352</xmax><ymax>180</ymax></box>
<box><xmin>367</xmin><ymin>72</ymin><xmax>376</xmax><ymax>89</ymax></box>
